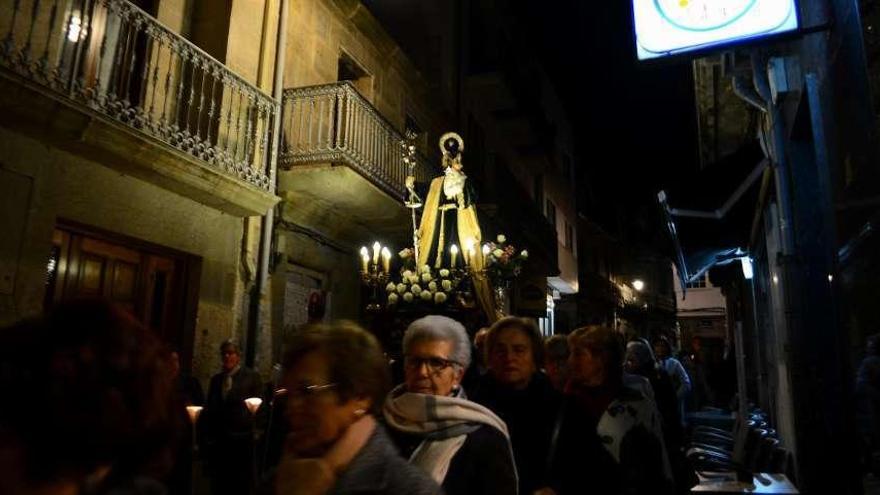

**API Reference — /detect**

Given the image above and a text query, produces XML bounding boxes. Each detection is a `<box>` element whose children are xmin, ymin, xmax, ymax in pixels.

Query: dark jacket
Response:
<box><xmin>204</xmin><ymin>366</ymin><xmax>263</xmax><ymax>441</ymax></box>
<box><xmin>388</xmin><ymin>424</ymin><xmax>517</xmax><ymax>495</ymax></box>
<box><xmin>261</xmin><ymin>425</ymin><xmax>442</xmax><ymax>495</ymax></box>
<box><xmin>333</xmin><ymin>425</ymin><xmax>443</xmax><ymax>495</ymax></box>
<box><xmin>550</xmin><ymin>385</ymin><xmax>673</xmax><ymax>495</ymax></box>
<box><xmin>470</xmin><ymin>372</ymin><xmax>561</xmax><ymax>494</ymax></box>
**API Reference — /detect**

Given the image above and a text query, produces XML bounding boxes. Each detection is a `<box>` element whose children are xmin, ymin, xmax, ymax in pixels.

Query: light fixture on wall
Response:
<box><xmin>741</xmin><ymin>257</ymin><xmax>754</xmax><ymax>280</ymax></box>
<box><xmin>632</xmin><ymin>279</ymin><xmax>645</xmax><ymax>292</ymax></box>
<box><xmin>67</xmin><ymin>16</ymin><xmax>83</xmax><ymax>42</ymax></box>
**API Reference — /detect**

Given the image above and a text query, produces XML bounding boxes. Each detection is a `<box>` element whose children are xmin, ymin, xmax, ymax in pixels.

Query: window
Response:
<box><xmin>546</xmin><ymin>200</ymin><xmax>557</xmax><ymax>229</ymax></box>
<box><xmin>686</xmin><ymin>275</ymin><xmax>707</xmax><ymax>289</ymax></box>
<box><xmin>337</xmin><ymin>52</ymin><xmax>372</xmax><ymax>99</ymax></box>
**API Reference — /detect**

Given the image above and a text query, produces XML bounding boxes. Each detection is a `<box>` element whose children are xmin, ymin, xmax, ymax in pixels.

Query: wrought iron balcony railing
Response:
<box><xmin>0</xmin><ymin>0</ymin><xmax>276</xmax><ymax>192</ymax></box>
<box><xmin>280</xmin><ymin>82</ymin><xmax>435</xmax><ymax>201</ymax></box>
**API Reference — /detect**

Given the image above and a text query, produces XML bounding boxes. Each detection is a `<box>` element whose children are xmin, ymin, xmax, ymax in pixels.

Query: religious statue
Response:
<box><xmin>406</xmin><ymin>132</ymin><xmax>498</xmax><ymax>322</ymax></box>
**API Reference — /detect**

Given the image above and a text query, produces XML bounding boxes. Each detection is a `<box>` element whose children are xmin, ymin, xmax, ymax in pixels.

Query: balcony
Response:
<box><xmin>279</xmin><ymin>82</ymin><xmax>437</xmax><ymax>243</ymax></box>
<box><xmin>0</xmin><ymin>0</ymin><xmax>278</xmax><ymax>216</ymax></box>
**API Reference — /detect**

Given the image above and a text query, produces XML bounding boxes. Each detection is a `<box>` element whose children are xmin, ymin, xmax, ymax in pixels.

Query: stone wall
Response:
<box><xmin>0</xmin><ymin>126</ymin><xmax>247</xmax><ymax>386</ymax></box>
<box><xmin>284</xmin><ymin>0</ymin><xmax>437</xmax><ymax>137</ymax></box>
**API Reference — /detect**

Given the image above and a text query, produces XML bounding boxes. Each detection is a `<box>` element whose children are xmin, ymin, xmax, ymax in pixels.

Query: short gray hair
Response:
<box><xmin>403</xmin><ymin>315</ymin><xmax>471</xmax><ymax>369</ymax></box>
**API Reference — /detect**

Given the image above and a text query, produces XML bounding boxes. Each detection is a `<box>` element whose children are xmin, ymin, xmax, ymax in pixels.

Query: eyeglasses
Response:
<box><xmin>404</xmin><ymin>356</ymin><xmax>459</xmax><ymax>374</ymax></box>
<box><xmin>281</xmin><ymin>382</ymin><xmax>338</xmax><ymax>400</ymax></box>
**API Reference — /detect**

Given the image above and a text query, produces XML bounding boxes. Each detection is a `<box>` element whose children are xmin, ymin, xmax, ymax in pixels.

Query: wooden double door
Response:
<box><xmin>46</xmin><ymin>222</ymin><xmax>200</xmax><ymax>360</ymax></box>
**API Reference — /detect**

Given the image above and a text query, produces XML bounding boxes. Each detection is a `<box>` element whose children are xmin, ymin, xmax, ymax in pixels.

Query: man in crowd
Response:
<box><xmin>203</xmin><ymin>340</ymin><xmax>263</xmax><ymax>495</ymax></box>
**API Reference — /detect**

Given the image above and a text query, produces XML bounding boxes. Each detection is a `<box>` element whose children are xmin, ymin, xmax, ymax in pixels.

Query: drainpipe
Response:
<box><xmin>246</xmin><ymin>0</ymin><xmax>288</xmax><ymax>367</ymax></box>
<box><xmin>751</xmin><ymin>51</ymin><xmax>796</xmax><ymax>255</ymax></box>
<box><xmin>732</xmin><ymin>75</ymin><xmax>767</xmax><ymax>114</ymax></box>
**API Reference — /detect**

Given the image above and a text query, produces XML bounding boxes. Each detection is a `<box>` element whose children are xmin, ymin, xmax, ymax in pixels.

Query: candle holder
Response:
<box><xmin>244</xmin><ymin>397</ymin><xmax>263</xmax><ymax>491</ymax></box>
<box><xmin>185</xmin><ymin>405</ymin><xmax>203</xmax><ymax>495</ymax></box>
<box><xmin>361</xmin><ymin>262</ymin><xmax>390</xmax><ymax>312</ymax></box>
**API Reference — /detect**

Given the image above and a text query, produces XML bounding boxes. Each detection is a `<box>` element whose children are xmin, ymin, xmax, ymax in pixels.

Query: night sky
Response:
<box><xmin>513</xmin><ymin>1</ymin><xmax>700</xmax><ymax>243</ymax></box>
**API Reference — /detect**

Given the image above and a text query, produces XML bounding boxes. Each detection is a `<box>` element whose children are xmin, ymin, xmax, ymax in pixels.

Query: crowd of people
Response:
<box><xmin>1</xmin><ymin>299</ymin><xmax>707</xmax><ymax>495</ymax></box>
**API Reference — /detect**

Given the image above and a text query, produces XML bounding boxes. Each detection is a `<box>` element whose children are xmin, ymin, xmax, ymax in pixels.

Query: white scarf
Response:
<box><xmin>383</xmin><ymin>385</ymin><xmax>513</xmax><ymax>484</ymax></box>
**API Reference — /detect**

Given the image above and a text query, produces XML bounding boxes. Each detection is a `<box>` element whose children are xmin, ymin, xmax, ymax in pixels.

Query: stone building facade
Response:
<box><xmin>0</xmin><ymin>0</ymin><xmax>281</xmax><ymax>383</ymax></box>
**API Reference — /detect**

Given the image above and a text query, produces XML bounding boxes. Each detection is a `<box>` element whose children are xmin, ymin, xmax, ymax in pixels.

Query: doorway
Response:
<box><xmin>46</xmin><ymin>221</ymin><xmax>201</xmax><ymax>371</ymax></box>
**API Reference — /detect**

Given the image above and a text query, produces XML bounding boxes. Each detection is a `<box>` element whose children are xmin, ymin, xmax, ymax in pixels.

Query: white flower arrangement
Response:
<box><xmin>420</xmin><ymin>290</ymin><xmax>433</xmax><ymax>301</ymax></box>
<box><xmin>434</xmin><ymin>292</ymin><xmax>447</xmax><ymax>304</ymax></box>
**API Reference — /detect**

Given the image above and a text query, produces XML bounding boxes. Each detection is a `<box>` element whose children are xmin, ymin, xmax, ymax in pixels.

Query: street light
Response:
<box><xmin>632</xmin><ymin>279</ymin><xmax>645</xmax><ymax>292</ymax></box>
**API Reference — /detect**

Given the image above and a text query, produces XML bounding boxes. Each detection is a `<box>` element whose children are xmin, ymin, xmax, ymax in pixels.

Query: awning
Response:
<box><xmin>658</xmin><ymin>142</ymin><xmax>768</xmax><ymax>288</ymax></box>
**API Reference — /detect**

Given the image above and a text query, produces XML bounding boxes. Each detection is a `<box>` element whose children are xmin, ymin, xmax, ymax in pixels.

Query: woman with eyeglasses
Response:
<box><xmin>269</xmin><ymin>322</ymin><xmax>441</xmax><ymax>495</ymax></box>
<box><xmin>383</xmin><ymin>315</ymin><xmax>518</xmax><ymax>495</ymax></box>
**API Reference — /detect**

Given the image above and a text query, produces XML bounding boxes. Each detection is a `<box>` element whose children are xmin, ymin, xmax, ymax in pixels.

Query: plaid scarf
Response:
<box><xmin>383</xmin><ymin>385</ymin><xmax>513</xmax><ymax>484</ymax></box>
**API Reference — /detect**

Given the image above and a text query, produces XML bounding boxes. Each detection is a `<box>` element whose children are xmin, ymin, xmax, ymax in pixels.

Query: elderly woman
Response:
<box><xmin>384</xmin><ymin>315</ymin><xmax>517</xmax><ymax>495</ymax></box>
<box><xmin>471</xmin><ymin>316</ymin><xmax>560</xmax><ymax>495</ymax></box>
<box><xmin>272</xmin><ymin>322</ymin><xmax>440</xmax><ymax>495</ymax></box>
<box><xmin>550</xmin><ymin>326</ymin><xmax>673</xmax><ymax>495</ymax></box>
<box><xmin>626</xmin><ymin>339</ymin><xmax>682</xmax><ymax>444</ymax></box>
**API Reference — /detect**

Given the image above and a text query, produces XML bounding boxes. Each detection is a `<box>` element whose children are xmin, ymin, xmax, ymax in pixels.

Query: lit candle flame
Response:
<box><xmin>185</xmin><ymin>405</ymin><xmax>203</xmax><ymax>424</ymax></box>
<box><xmin>244</xmin><ymin>397</ymin><xmax>263</xmax><ymax>415</ymax></box>
<box><xmin>381</xmin><ymin>247</ymin><xmax>391</xmax><ymax>273</ymax></box>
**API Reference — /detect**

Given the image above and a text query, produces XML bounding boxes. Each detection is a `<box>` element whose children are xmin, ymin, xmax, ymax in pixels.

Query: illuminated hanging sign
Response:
<box><xmin>633</xmin><ymin>0</ymin><xmax>799</xmax><ymax>61</ymax></box>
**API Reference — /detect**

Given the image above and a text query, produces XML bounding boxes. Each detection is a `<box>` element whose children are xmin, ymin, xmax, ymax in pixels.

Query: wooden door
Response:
<box><xmin>47</xmin><ymin>224</ymin><xmax>199</xmax><ymax>366</ymax></box>
<box><xmin>63</xmin><ymin>234</ymin><xmax>143</xmax><ymax>314</ymax></box>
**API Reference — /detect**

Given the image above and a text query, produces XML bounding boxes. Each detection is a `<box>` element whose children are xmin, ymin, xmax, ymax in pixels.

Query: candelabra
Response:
<box><xmin>360</xmin><ymin>242</ymin><xmax>392</xmax><ymax>312</ymax></box>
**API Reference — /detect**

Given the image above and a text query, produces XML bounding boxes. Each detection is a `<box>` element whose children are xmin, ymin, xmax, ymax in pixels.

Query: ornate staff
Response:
<box><xmin>403</xmin><ymin>130</ymin><xmax>423</xmax><ymax>262</ymax></box>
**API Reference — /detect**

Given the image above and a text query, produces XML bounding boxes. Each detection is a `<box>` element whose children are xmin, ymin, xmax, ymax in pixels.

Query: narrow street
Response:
<box><xmin>1</xmin><ymin>0</ymin><xmax>879</xmax><ymax>494</ymax></box>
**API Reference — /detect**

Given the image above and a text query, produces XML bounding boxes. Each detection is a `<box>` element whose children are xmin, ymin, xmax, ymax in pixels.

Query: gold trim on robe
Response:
<box><xmin>417</xmin><ymin>177</ymin><xmax>500</xmax><ymax>323</ymax></box>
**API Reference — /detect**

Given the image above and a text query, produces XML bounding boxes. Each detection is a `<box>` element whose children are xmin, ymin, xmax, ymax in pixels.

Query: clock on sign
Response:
<box><xmin>632</xmin><ymin>0</ymin><xmax>799</xmax><ymax>61</ymax></box>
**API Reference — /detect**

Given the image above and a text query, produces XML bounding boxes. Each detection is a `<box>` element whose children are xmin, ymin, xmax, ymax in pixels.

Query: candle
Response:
<box><xmin>372</xmin><ymin>242</ymin><xmax>381</xmax><ymax>265</ymax></box>
<box><xmin>381</xmin><ymin>247</ymin><xmax>391</xmax><ymax>273</ymax></box>
<box><xmin>450</xmin><ymin>244</ymin><xmax>459</xmax><ymax>268</ymax></box>
<box><xmin>185</xmin><ymin>405</ymin><xmax>203</xmax><ymax>424</ymax></box>
<box><xmin>244</xmin><ymin>397</ymin><xmax>263</xmax><ymax>415</ymax></box>
<box><xmin>468</xmin><ymin>247</ymin><xmax>476</xmax><ymax>266</ymax></box>
<box><xmin>360</xmin><ymin>247</ymin><xmax>369</xmax><ymax>272</ymax></box>
<box><xmin>464</xmin><ymin>238</ymin><xmax>474</xmax><ymax>266</ymax></box>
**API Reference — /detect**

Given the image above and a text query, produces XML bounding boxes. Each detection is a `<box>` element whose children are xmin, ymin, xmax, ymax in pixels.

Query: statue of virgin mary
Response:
<box><xmin>414</xmin><ymin>132</ymin><xmax>498</xmax><ymax>321</ymax></box>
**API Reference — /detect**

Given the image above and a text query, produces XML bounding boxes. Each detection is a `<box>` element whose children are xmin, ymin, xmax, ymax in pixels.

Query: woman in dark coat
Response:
<box><xmin>270</xmin><ymin>322</ymin><xmax>441</xmax><ymax>495</ymax></box>
<box><xmin>550</xmin><ymin>326</ymin><xmax>673</xmax><ymax>495</ymax></box>
<box><xmin>471</xmin><ymin>316</ymin><xmax>561</xmax><ymax>494</ymax></box>
<box><xmin>625</xmin><ymin>339</ymin><xmax>682</xmax><ymax>448</ymax></box>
